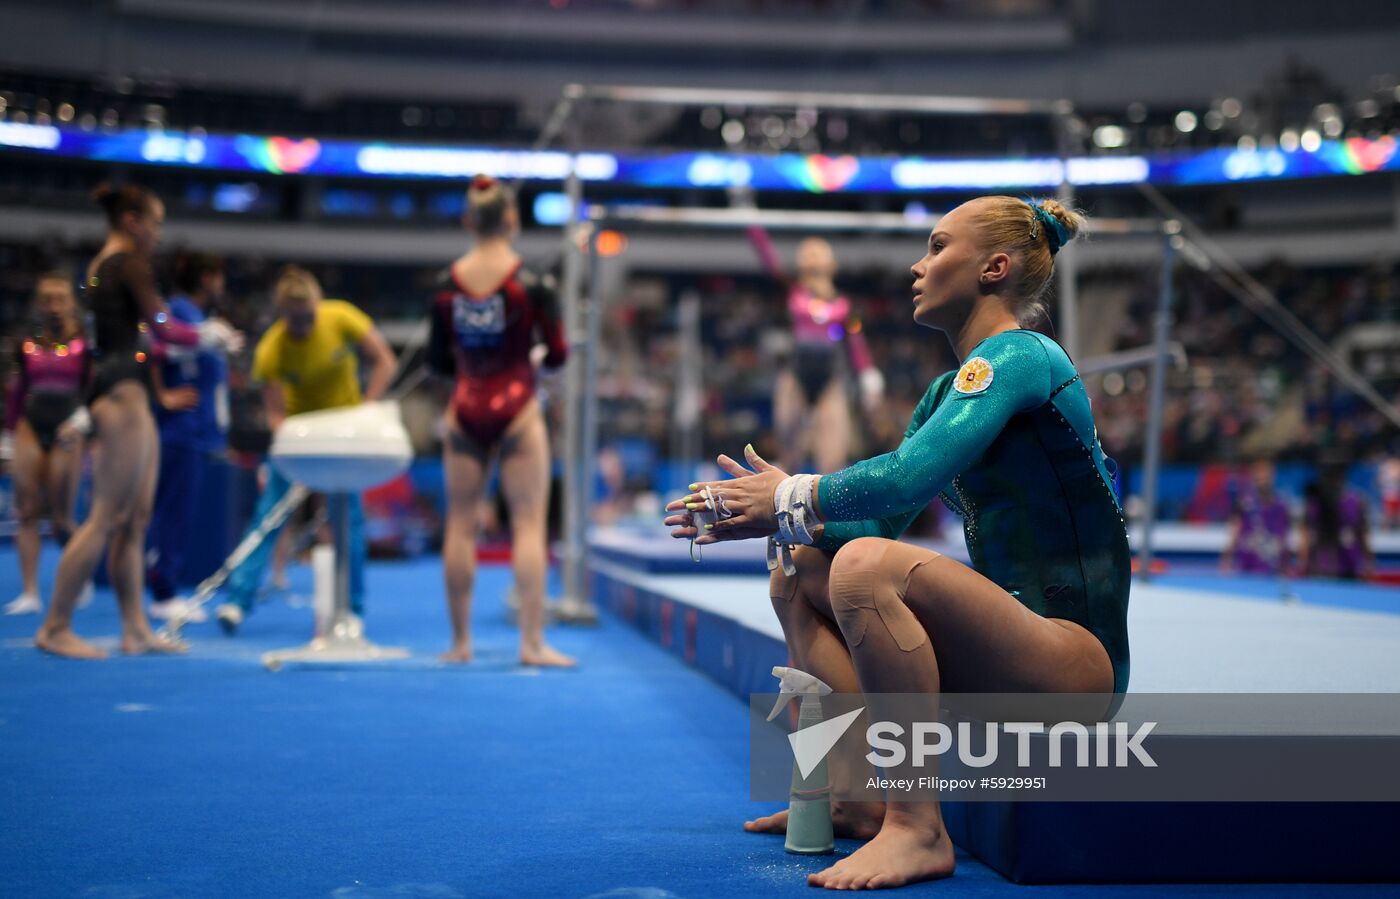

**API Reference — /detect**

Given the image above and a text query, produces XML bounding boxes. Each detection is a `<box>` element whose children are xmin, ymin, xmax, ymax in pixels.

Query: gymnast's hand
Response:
<box><xmin>663</xmin><ymin>445</ymin><xmax>788</xmax><ymax>545</ymax></box>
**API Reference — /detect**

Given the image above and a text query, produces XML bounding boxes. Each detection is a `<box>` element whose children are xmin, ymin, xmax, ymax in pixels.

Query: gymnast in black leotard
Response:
<box><xmin>35</xmin><ymin>183</ymin><xmax>242</xmax><ymax>659</ymax></box>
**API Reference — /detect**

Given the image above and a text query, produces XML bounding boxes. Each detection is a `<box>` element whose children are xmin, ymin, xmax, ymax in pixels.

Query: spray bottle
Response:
<box><xmin>768</xmin><ymin>666</ymin><xmax>835</xmax><ymax>854</ymax></box>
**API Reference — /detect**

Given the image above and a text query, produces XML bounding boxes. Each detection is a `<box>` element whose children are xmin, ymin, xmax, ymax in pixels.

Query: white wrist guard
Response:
<box><xmin>63</xmin><ymin>406</ymin><xmax>93</xmax><ymax>437</ymax></box>
<box><xmin>773</xmin><ymin>474</ymin><xmax>818</xmax><ymax>547</ymax></box>
<box><xmin>767</xmin><ymin>536</ymin><xmax>795</xmax><ymax>577</ymax></box>
<box><xmin>767</xmin><ymin>474</ymin><xmax>818</xmax><ymax>577</ymax></box>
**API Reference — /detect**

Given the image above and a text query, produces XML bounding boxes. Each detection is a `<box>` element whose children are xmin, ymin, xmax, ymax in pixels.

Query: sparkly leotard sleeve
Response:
<box><xmin>817</xmin><ymin>331</ymin><xmax>1052</xmax><ymax>523</ymax></box>
<box><xmin>815</xmin><ymin>329</ymin><xmax>1132</xmax><ymax>694</ymax></box>
<box><xmin>815</xmin><ymin>372</ymin><xmax>952</xmax><ymax>548</ymax></box>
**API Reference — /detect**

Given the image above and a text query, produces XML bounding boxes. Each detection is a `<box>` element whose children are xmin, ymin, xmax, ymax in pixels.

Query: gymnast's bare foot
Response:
<box><xmin>121</xmin><ymin>629</ymin><xmax>187</xmax><ymax>655</ymax></box>
<box><xmin>744</xmin><ymin>801</ymin><xmax>886</xmax><ymax>840</ymax></box>
<box><xmin>440</xmin><ymin>641</ymin><xmax>474</xmax><ymax>664</ymax></box>
<box><xmin>807</xmin><ymin>817</ymin><xmax>955</xmax><ymax>890</ymax></box>
<box><xmin>36</xmin><ymin>627</ymin><xmax>108</xmax><ymax>660</ymax></box>
<box><xmin>520</xmin><ymin>643</ymin><xmax>576</xmax><ymax>668</ymax></box>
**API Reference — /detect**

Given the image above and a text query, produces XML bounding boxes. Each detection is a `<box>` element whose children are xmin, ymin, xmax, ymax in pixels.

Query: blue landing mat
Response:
<box><xmin>2</xmin><ymin>546</ymin><xmax>1397</xmax><ymax>897</ymax></box>
<box><xmin>1150</xmin><ymin>571</ymin><xmax>1400</xmax><ymax>616</ymax></box>
<box><xmin>591</xmin><ymin>559</ymin><xmax>1400</xmax><ymax>886</ymax></box>
<box><xmin>591</xmin><ymin>528</ymin><xmax>1400</xmax><ymax>618</ymax></box>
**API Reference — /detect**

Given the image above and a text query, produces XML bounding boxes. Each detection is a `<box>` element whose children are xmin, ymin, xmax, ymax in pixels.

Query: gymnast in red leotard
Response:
<box><xmin>427</xmin><ymin>175</ymin><xmax>574</xmax><ymax>668</ymax></box>
<box><xmin>429</xmin><ymin>260</ymin><xmax>566</xmax><ymax>448</ymax></box>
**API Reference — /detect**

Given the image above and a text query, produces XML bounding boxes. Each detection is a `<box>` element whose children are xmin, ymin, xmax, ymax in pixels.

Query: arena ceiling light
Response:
<box><xmin>1093</xmin><ymin>125</ymin><xmax>1127</xmax><ymax>149</ymax></box>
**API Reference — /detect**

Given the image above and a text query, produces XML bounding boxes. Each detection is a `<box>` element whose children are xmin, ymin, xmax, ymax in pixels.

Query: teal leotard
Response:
<box><xmin>816</xmin><ymin>329</ymin><xmax>1131</xmax><ymax>694</ymax></box>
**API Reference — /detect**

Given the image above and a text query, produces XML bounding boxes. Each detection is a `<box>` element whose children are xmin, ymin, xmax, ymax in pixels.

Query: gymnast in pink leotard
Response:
<box><xmin>3</xmin><ymin>273</ymin><xmax>91</xmax><ymax>615</ymax></box>
<box><xmin>747</xmin><ymin>227</ymin><xmax>884</xmax><ymax>473</ymax></box>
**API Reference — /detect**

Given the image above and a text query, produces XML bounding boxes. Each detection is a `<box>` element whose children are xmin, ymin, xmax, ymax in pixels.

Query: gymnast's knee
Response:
<box><xmin>828</xmin><ymin>538</ymin><xmax>927</xmax><ymax>652</ymax></box>
<box><xmin>769</xmin><ymin>549</ymin><xmax>805</xmax><ymax>611</ymax></box>
<box><xmin>829</xmin><ymin>537</ymin><xmax>889</xmax><ymax>578</ymax></box>
<box><xmin>13</xmin><ymin>493</ymin><xmax>40</xmax><ymax>524</ymax></box>
<box><xmin>768</xmin><ymin>545</ymin><xmax>821</xmax><ymax>615</ymax></box>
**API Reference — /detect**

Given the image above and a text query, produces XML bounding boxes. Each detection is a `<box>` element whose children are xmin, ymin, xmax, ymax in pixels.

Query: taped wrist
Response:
<box><xmin>774</xmin><ymin>474</ymin><xmax>818</xmax><ymax>546</ymax></box>
<box><xmin>768</xmin><ymin>474</ymin><xmax>817</xmax><ymax>576</ymax></box>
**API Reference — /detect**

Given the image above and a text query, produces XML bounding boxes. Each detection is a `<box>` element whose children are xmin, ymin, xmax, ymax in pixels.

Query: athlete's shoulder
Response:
<box><xmin>320</xmin><ymin>298</ymin><xmax>368</xmax><ymax>322</ymax></box>
<box><xmin>252</xmin><ymin>320</ymin><xmax>287</xmax><ymax>371</ymax></box>
<box><xmin>1018</xmin><ymin>329</ymin><xmax>1074</xmax><ymax>365</ymax></box>
<box><xmin>431</xmin><ymin>272</ymin><xmax>458</xmax><ymax>308</ymax></box>
<box><xmin>964</xmin><ymin>329</ymin><xmax>1059</xmax><ymax>374</ymax></box>
<box><xmin>111</xmin><ymin>251</ymin><xmax>156</xmax><ymax>287</ymax></box>
<box><xmin>946</xmin><ymin>330</ymin><xmax>1059</xmax><ymax>403</ymax></box>
<box><xmin>979</xmin><ymin>328</ymin><xmax>1053</xmax><ymax>356</ymax></box>
<box><xmin>996</xmin><ymin>330</ymin><xmax>1080</xmax><ymax>390</ymax></box>
<box><xmin>433</xmin><ymin>266</ymin><xmax>458</xmax><ymax>293</ymax></box>
<box><xmin>255</xmin><ymin>316</ymin><xmax>287</xmax><ymax>347</ymax></box>
<box><xmin>515</xmin><ymin>266</ymin><xmax>557</xmax><ymax>295</ymax></box>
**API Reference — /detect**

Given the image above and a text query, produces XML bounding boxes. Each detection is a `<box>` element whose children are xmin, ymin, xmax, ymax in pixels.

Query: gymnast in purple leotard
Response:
<box><xmin>1221</xmin><ymin>459</ymin><xmax>1292</xmax><ymax>576</ymax></box>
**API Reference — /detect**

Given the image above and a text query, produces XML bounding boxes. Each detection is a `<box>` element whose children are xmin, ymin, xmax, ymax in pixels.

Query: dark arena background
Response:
<box><xmin>3</xmin><ymin>1</ymin><xmax>1400</xmax><ymax>896</ymax></box>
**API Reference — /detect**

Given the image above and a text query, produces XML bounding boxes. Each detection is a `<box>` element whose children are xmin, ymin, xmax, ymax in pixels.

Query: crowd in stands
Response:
<box><xmin>1093</xmin><ymin>259</ymin><xmax>1399</xmax><ymax>468</ymax></box>
<box><xmin>3</xmin><ymin>234</ymin><xmax>1397</xmax><ymax>528</ymax></box>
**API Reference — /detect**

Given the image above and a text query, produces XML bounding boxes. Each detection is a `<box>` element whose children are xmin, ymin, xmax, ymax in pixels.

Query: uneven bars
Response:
<box><xmin>1078</xmin><ymin>341</ymin><xmax>1188</xmax><ymax>376</ymax></box>
<box><xmin>590</xmin><ymin>204</ymin><xmax>1167</xmax><ymax>236</ymax></box>
<box><xmin>568</xmin><ymin>83</ymin><xmax>1062</xmax><ymax>117</ymax></box>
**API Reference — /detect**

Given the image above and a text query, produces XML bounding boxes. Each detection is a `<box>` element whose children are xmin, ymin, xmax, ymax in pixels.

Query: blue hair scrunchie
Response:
<box><xmin>1027</xmin><ymin>202</ymin><xmax>1072</xmax><ymax>256</ymax></box>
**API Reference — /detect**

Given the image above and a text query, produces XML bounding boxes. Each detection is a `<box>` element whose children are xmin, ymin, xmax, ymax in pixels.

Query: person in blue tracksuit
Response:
<box><xmin>145</xmin><ymin>252</ymin><xmax>231</xmax><ymax>622</ymax></box>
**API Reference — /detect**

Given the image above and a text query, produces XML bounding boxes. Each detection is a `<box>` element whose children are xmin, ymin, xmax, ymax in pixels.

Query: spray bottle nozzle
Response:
<box><xmin>767</xmin><ymin>665</ymin><xmax>833</xmax><ymax>721</ymax></box>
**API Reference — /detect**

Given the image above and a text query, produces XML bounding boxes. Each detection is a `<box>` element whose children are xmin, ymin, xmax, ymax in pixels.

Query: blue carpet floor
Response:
<box><xmin>3</xmin><ymin>544</ymin><xmax>1397</xmax><ymax>898</ymax></box>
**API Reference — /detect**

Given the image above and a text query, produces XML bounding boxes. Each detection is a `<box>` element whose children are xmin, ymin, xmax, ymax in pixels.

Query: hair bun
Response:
<box><xmin>92</xmin><ymin>181</ymin><xmax>157</xmax><ymax>226</ymax></box>
<box><xmin>471</xmin><ymin>174</ymin><xmax>498</xmax><ymax>191</ymax></box>
<box><xmin>1034</xmin><ymin>198</ymin><xmax>1085</xmax><ymax>245</ymax></box>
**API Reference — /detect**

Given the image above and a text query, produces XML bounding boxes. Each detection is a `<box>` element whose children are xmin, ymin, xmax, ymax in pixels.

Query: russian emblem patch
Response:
<box><xmin>953</xmin><ymin>357</ymin><xmax>995</xmax><ymax>395</ymax></box>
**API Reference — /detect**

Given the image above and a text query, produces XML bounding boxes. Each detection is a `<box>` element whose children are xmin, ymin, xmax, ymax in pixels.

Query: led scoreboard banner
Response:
<box><xmin>1</xmin><ymin>120</ymin><xmax>1396</xmax><ymax>192</ymax></box>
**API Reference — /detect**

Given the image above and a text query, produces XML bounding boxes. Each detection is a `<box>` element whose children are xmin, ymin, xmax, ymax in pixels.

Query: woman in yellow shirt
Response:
<box><xmin>214</xmin><ymin>266</ymin><xmax>396</xmax><ymax>634</ymax></box>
